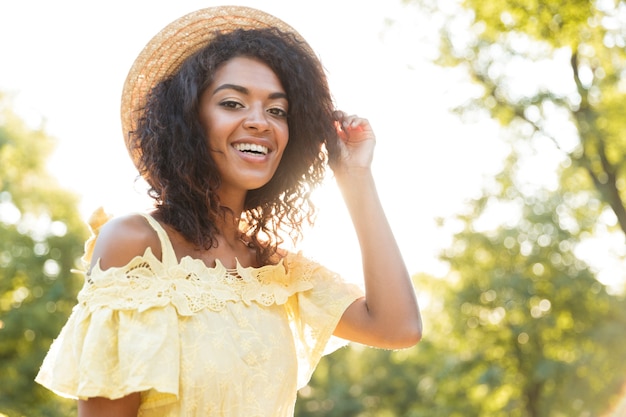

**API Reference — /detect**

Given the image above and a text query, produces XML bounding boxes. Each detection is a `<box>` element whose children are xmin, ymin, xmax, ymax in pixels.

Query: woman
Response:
<box><xmin>36</xmin><ymin>6</ymin><xmax>421</xmax><ymax>417</ymax></box>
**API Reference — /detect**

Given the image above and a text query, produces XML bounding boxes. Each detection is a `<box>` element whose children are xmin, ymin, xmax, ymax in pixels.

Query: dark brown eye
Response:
<box><xmin>220</xmin><ymin>100</ymin><xmax>243</xmax><ymax>109</ymax></box>
<box><xmin>267</xmin><ymin>107</ymin><xmax>288</xmax><ymax>118</ymax></box>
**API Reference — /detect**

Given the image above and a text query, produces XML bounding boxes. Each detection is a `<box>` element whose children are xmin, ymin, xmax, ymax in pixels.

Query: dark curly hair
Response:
<box><xmin>132</xmin><ymin>28</ymin><xmax>340</xmax><ymax>263</ymax></box>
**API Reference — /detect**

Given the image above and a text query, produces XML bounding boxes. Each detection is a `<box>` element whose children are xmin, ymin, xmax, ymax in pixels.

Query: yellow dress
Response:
<box><xmin>35</xmin><ymin>212</ymin><xmax>363</xmax><ymax>416</ymax></box>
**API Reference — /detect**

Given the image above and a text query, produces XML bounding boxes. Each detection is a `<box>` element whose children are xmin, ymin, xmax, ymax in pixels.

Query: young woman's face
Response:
<box><xmin>198</xmin><ymin>56</ymin><xmax>289</xmax><ymax>198</ymax></box>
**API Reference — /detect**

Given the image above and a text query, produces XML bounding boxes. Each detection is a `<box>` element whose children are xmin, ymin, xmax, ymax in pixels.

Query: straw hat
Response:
<box><xmin>120</xmin><ymin>5</ymin><xmax>315</xmax><ymax>169</ymax></box>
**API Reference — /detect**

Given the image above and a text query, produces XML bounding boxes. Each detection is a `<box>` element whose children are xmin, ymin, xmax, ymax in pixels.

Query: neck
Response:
<box><xmin>215</xmin><ymin>187</ymin><xmax>248</xmax><ymax>235</ymax></box>
<box><xmin>214</xmin><ymin>205</ymin><xmax>245</xmax><ymax>245</ymax></box>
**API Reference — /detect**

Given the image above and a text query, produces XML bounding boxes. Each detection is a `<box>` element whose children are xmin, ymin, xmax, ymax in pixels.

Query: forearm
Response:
<box><xmin>78</xmin><ymin>394</ymin><xmax>141</xmax><ymax>417</ymax></box>
<box><xmin>336</xmin><ymin>168</ymin><xmax>422</xmax><ymax>346</ymax></box>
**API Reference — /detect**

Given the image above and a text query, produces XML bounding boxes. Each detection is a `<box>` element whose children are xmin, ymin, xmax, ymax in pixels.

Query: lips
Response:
<box><xmin>233</xmin><ymin>142</ymin><xmax>269</xmax><ymax>155</ymax></box>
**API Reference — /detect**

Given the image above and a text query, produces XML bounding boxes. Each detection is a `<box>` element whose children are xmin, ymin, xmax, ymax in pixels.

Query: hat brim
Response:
<box><xmin>120</xmin><ymin>6</ymin><xmax>312</xmax><ymax>169</ymax></box>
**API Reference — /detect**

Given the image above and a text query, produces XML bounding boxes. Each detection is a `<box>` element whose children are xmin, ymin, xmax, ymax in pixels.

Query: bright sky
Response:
<box><xmin>0</xmin><ymin>0</ymin><xmax>518</xmax><ymax>280</ymax></box>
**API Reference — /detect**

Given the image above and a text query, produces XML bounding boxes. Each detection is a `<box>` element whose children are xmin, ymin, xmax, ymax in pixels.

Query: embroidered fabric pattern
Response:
<box><xmin>80</xmin><ymin>250</ymin><xmax>316</xmax><ymax>315</ymax></box>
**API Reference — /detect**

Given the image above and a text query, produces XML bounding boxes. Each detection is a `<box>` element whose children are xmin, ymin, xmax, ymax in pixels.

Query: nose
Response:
<box><xmin>243</xmin><ymin>104</ymin><xmax>270</xmax><ymax>132</ymax></box>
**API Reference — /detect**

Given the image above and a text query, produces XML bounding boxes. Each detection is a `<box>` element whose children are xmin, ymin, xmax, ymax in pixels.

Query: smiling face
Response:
<box><xmin>198</xmin><ymin>56</ymin><xmax>289</xmax><ymax>204</ymax></box>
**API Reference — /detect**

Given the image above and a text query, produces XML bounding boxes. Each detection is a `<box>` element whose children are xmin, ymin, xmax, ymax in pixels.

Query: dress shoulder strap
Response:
<box><xmin>138</xmin><ymin>213</ymin><xmax>178</xmax><ymax>266</ymax></box>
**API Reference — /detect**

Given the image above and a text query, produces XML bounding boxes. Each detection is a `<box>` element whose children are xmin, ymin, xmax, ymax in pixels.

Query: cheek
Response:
<box><xmin>202</xmin><ymin>115</ymin><xmax>228</xmax><ymax>148</ymax></box>
<box><xmin>277</xmin><ymin>124</ymin><xmax>290</xmax><ymax>152</ymax></box>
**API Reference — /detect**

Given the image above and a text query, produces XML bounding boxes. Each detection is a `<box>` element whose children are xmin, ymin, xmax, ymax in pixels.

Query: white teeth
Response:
<box><xmin>234</xmin><ymin>143</ymin><xmax>269</xmax><ymax>155</ymax></box>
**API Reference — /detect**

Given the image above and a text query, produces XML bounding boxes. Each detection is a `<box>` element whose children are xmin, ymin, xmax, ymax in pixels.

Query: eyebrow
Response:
<box><xmin>212</xmin><ymin>83</ymin><xmax>287</xmax><ymax>100</ymax></box>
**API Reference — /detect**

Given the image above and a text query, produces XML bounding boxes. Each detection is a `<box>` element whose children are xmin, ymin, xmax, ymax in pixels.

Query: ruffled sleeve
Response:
<box><xmin>35</xmin><ymin>210</ymin><xmax>180</xmax><ymax>406</ymax></box>
<box><xmin>282</xmin><ymin>253</ymin><xmax>364</xmax><ymax>389</ymax></box>
<box><xmin>35</xmin><ymin>294</ymin><xmax>180</xmax><ymax>404</ymax></box>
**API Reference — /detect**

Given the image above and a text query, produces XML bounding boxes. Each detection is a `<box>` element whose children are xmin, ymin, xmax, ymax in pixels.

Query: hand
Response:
<box><xmin>331</xmin><ymin>111</ymin><xmax>376</xmax><ymax>176</ymax></box>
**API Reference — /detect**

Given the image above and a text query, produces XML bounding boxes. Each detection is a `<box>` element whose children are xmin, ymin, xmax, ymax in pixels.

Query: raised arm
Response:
<box><xmin>331</xmin><ymin>111</ymin><xmax>422</xmax><ymax>349</ymax></box>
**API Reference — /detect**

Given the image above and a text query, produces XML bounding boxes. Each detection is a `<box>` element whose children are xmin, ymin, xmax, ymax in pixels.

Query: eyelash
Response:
<box><xmin>219</xmin><ymin>100</ymin><xmax>288</xmax><ymax>118</ymax></box>
<box><xmin>268</xmin><ymin>107</ymin><xmax>288</xmax><ymax>118</ymax></box>
<box><xmin>220</xmin><ymin>100</ymin><xmax>243</xmax><ymax>109</ymax></box>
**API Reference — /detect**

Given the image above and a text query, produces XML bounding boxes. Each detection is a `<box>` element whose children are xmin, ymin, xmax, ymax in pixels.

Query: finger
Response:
<box><xmin>334</xmin><ymin>110</ymin><xmax>362</xmax><ymax>126</ymax></box>
<box><xmin>343</xmin><ymin>117</ymin><xmax>366</xmax><ymax>130</ymax></box>
<box><xmin>334</xmin><ymin>110</ymin><xmax>368</xmax><ymax>132</ymax></box>
<box><xmin>333</xmin><ymin>110</ymin><xmax>347</xmax><ymax>121</ymax></box>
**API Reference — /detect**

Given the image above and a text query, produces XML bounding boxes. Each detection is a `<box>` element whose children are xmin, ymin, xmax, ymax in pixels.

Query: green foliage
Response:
<box><xmin>387</xmin><ymin>3</ymin><xmax>626</xmax><ymax>411</ymax></box>
<box><xmin>296</xmin><ymin>170</ymin><xmax>626</xmax><ymax>416</ymax></box>
<box><xmin>413</xmin><ymin>0</ymin><xmax>626</xmax><ymax>238</ymax></box>
<box><xmin>464</xmin><ymin>0</ymin><xmax>592</xmax><ymax>48</ymax></box>
<box><xmin>0</xmin><ymin>93</ymin><xmax>86</xmax><ymax>416</ymax></box>
<box><xmin>433</xmin><ymin>181</ymin><xmax>626</xmax><ymax>416</ymax></box>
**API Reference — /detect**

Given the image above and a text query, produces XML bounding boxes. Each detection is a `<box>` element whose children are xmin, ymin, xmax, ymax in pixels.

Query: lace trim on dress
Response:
<box><xmin>78</xmin><ymin>250</ymin><xmax>316</xmax><ymax>316</ymax></box>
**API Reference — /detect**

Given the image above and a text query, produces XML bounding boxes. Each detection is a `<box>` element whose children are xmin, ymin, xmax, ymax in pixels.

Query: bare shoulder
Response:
<box><xmin>90</xmin><ymin>213</ymin><xmax>161</xmax><ymax>271</ymax></box>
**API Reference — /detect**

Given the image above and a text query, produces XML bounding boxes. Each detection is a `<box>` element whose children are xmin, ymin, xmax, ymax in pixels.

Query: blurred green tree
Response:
<box><xmin>296</xmin><ymin>152</ymin><xmax>626</xmax><ymax>416</ymax></box>
<box><xmin>409</xmin><ymin>0</ymin><xmax>626</xmax><ymax>239</ymax></box>
<box><xmin>0</xmin><ymin>93</ymin><xmax>86</xmax><ymax>417</ymax></box>
<box><xmin>371</xmin><ymin>2</ymin><xmax>626</xmax><ymax>412</ymax></box>
<box><xmin>427</xmin><ymin>157</ymin><xmax>626</xmax><ymax>416</ymax></box>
